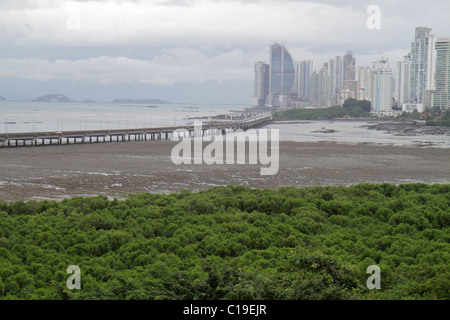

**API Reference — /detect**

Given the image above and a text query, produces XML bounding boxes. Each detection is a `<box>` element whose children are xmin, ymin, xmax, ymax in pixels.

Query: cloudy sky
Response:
<box><xmin>1</xmin><ymin>0</ymin><xmax>450</xmax><ymax>104</ymax></box>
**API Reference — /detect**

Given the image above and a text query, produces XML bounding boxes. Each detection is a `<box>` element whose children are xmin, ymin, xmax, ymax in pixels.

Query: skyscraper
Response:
<box><xmin>433</xmin><ymin>38</ymin><xmax>450</xmax><ymax>110</ymax></box>
<box><xmin>327</xmin><ymin>56</ymin><xmax>343</xmax><ymax>105</ymax></box>
<box><xmin>343</xmin><ymin>50</ymin><xmax>356</xmax><ymax>81</ymax></box>
<box><xmin>371</xmin><ymin>57</ymin><xmax>393</xmax><ymax>115</ymax></box>
<box><xmin>409</xmin><ymin>27</ymin><xmax>435</xmax><ymax>104</ymax></box>
<box><xmin>395</xmin><ymin>54</ymin><xmax>410</xmax><ymax>104</ymax></box>
<box><xmin>318</xmin><ymin>64</ymin><xmax>330</xmax><ymax>107</ymax></box>
<box><xmin>309</xmin><ymin>71</ymin><xmax>319</xmax><ymax>105</ymax></box>
<box><xmin>327</xmin><ymin>58</ymin><xmax>335</xmax><ymax>104</ymax></box>
<box><xmin>298</xmin><ymin>60</ymin><xmax>313</xmax><ymax>100</ymax></box>
<box><xmin>356</xmin><ymin>66</ymin><xmax>372</xmax><ymax>101</ymax></box>
<box><xmin>252</xmin><ymin>62</ymin><xmax>270</xmax><ymax>108</ymax></box>
<box><xmin>333</xmin><ymin>55</ymin><xmax>344</xmax><ymax>94</ymax></box>
<box><xmin>269</xmin><ymin>43</ymin><xmax>296</xmax><ymax>108</ymax></box>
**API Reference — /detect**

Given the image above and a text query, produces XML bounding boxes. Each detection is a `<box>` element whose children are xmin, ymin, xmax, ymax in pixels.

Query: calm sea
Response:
<box><xmin>0</xmin><ymin>101</ymin><xmax>247</xmax><ymax>133</ymax></box>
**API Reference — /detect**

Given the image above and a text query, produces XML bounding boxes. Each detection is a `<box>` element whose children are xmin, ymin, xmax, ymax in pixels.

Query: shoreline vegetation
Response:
<box><xmin>272</xmin><ymin>99</ymin><xmax>371</xmax><ymax>120</ymax></box>
<box><xmin>271</xmin><ymin>98</ymin><xmax>450</xmax><ymax>127</ymax></box>
<box><xmin>0</xmin><ymin>183</ymin><xmax>448</xmax><ymax>300</ymax></box>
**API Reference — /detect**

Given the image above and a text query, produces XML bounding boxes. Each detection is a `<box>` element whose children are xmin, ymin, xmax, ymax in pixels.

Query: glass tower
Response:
<box><xmin>269</xmin><ymin>43</ymin><xmax>296</xmax><ymax>107</ymax></box>
<box><xmin>434</xmin><ymin>38</ymin><xmax>450</xmax><ymax>110</ymax></box>
<box><xmin>409</xmin><ymin>27</ymin><xmax>435</xmax><ymax>104</ymax></box>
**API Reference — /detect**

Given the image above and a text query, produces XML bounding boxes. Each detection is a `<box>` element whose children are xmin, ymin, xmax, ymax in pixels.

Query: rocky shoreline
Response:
<box><xmin>363</xmin><ymin>120</ymin><xmax>450</xmax><ymax>136</ymax></box>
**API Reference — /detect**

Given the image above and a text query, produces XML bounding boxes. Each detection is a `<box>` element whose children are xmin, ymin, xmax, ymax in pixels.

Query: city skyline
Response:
<box><xmin>1</xmin><ymin>1</ymin><xmax>450</xmax><ymax>104</ymax></box>
<box><xmin>254</xmin><ymin>24</ymin><xmax>449</xmax><ymax>113</ymax></box>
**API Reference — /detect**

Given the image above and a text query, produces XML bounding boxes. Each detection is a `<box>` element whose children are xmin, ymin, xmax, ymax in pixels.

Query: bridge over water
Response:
<box><xmin>0</xmin><ymin>113</ymin><xmax>272</xmax><ymax>148</ymax></box>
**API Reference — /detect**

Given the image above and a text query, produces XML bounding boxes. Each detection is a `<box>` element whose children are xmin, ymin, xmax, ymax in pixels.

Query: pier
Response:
<box><xmin>0</xmin><ymin>113</ymin><xmax>272</xmax><ymax>148</ymax></box>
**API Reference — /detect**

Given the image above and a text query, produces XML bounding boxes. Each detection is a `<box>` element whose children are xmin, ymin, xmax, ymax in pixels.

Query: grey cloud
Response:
<box><xmin>0</xmin><ymin>49</ymin><xmax>252</xmax><ymax>85</ymax></box>
<box><xmin>1</xmin><ymin>0</ymin><xmax>450</xmax><ymax>102</ymax></box>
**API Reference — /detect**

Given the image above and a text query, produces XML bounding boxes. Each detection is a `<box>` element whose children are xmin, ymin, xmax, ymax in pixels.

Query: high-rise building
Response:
<box><xmin>327</xmin><ymin>58</ymin><xmax>335</xmax><ymax>104</ymax></box>
<box><xmin>409</xmin><ymin>27</ymin><xmax>435</xmax><ymax>104</ymax></box>
<box><xmin>297</xmin><ymin>60</ymin><xmax>313</xmax><ymax>100</ymax></box>
<box><xmin>433</xmin><ymin>38</ymin><xmax>450</xmax><ymax>110</ymax></box>
<box><xmin>326</xmin><ymin>56</ymin><xmax>343</xmax><ymax>105</ymax></box>
<box><xmin>371</xmin><ymin>57</ymin><xmax>393</xmax><ymax>115</ymax></box>
<box><xmin>252</xmin><ymin>61</ymin><xmax>270</xmax><ymax>108</ymax></box>
<box><xmin>269</xmin><ymin>43</ymin><xmax>296</xmax><ymax>108</ymax></box>
<box><xmin>318</xmin><ymin>65</ymin><xmax>330</xmax><ymax>107</ymax></box>
<box><xmin>294</xmin><ymin>61</ymin><xmax>300</xmax><ymax>100</ymax></box>
<box><xmin>395</xmin><ymin>54</ymin><xmax>410</xmax><ymax>104</ymax></box>
<box><xmin>356</xmin><ymin>66</ymin><xmax>372</xmax><ymax>101</ymax></box>
<box><xmin>309</xmin><ymin>71</ymin><xmax>319</xmax><ymax>105</ymax></box>
<box><xmin>333</xmin><ymin>55</ymin><xmax>344</xmax><ymax>94</ymax></box>
<box><xmin>340</xmin><ymin>52</ymin><xmax>357</xmax><ymax>106</ymax></box>
<box><xmin>343</xmin><ymin>50</ymin><xmax>356</xmax><ymax>81</ymax></box>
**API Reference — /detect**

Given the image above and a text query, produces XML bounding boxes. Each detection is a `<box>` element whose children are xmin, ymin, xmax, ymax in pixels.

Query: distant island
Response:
<box><xmin>30</xmin><ymin>94</ymin><xmax>168</xmax><ymax>104</ymax></box>
<box><xmin>32</xmin><ymin>94</ymin><xmax>76</xmax><ymax>103</ymax></box>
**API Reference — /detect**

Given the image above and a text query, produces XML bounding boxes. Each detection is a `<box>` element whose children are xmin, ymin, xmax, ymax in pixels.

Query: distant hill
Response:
<box><xmin>108</xmin><ymin>98</ymin><xmax>168</xmax><ymax>104</ymax></box>
<box><xmin>0</xmin><ymin>96</ymin><xmax>6</xmax><ymax>101</ymax></box>
<box><xmin>32</xmin><ymin>94</ymin><xmax>76</xmax><ymax>103</ymax></box>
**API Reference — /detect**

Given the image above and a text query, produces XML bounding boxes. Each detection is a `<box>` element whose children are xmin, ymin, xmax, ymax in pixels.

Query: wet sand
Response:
<box><xmin>0</xmin><ymin>137</ymin><xmax>449</xmax><ymax>201</ymax></box>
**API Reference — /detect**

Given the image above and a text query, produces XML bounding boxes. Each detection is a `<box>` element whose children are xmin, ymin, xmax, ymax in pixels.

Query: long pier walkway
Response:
<box><xmin>0</xmin><ymin>113</ymin><xmax>272</xmax><ymax>148</ymax></box>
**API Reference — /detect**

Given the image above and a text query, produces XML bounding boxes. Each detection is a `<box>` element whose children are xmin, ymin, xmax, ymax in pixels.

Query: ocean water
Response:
<box><xmin>0</xmin><ymin>101</ymin><xmax>247</xmax><ymax>133</ymax></box>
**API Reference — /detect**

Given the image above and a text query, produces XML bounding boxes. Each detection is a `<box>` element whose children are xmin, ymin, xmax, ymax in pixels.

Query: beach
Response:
<box><xmin>0</xmin><ymin>131</ymin><xmax>449</xmax><ymax>201</ymax></box>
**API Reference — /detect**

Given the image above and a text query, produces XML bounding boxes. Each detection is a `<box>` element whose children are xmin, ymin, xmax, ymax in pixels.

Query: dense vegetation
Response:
<box><xmin>398</xmin><ymin>106</ymin><xmax>450</xmax><ymax>127</ymax></box>
<box><xmin>274</xmin><ymin>99</ymin><xmax>371</xmax><ymax>120</ymax></box>
<box><xmin>0</xmin><ymin>183</ymin><xmax>449</xmax><ymax>300</ymax></box>
<box><xmin>274</xmin><ymin>105</ymin><xmax>345</xmax><ymax>120</ymax></box>
<box><xmin>274</xmin><ymin>100</ymin><xmax>450</xmax><ymax>127</ymax></box>
<box><xmin>341</xmin><ymin>98</ymin><xmax>372</xmax><ymax>117</ymax></box>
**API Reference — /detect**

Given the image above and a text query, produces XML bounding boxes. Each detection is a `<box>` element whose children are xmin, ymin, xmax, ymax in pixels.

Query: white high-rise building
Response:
<box><xmin>252</xmin><ymin>62</ymin><xmax>270</xmax><ymax>107</ymax></box>
<box><xmin>356</xmin><ymin>66</ymin><xmax>372</xmax><ymax>101</ymax></box>
<box><xmin>328</xmin><ymin>56</ymin><xmax>344</xmax><ymax>105</ymax></box>
<box><xmin>297</xmin><ymin>60</ymin><xmax>313</xmax><ymax>100</ymax></box>
<box><xmin>333</xmin><ymin>55</ymin><xmax>344</xmax><ymax>94</ymax></box>
<box><xmin>409</xmin><ymin>27</ymin><xmax>435</xmax><ymax>104</ymax></box>
<box><xmin>434</xmin><ymin>38</ymin><xmax>450</xmax><ymax>110</ymax></box>
<box><xmin>318</xmin><ymin>64</ymin><xmax>329</xmax><ymax>107</ymax></box>
<box><xmin>324</xmin><ymin>56</ymin><xmax>343</xmax><ymax>106</ymax></box>
<box><xmin>395</xmin><ymin>54</ymin><xmax>410</xmax><ymax>104</ymax></box>
<box><xmin>327</xmin><ymin>58</ymin><xmax>335</xmax><ymax>104</ymax></box>
<box><xmin>309</xmin><ymin>71</ymin><xmax>319</xmax><ymax>105</ymax></box>
<box><xmin>371</xmin><ymin>57</ymin><xmax>393</xmax><ymax>116</ymax></box>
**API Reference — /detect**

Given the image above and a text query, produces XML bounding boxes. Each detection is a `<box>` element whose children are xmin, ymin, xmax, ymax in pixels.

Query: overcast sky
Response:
<box><xmin>1</xmin><ymin>0</ymin><xmax>449</xmax><ymax>104</ymax></box>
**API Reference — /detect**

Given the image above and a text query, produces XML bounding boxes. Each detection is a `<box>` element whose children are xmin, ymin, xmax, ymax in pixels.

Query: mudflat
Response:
<box><xmin>0</xmin><ymin>137</ymin><xmax>449</xmax><ymax>201</ymax></box>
